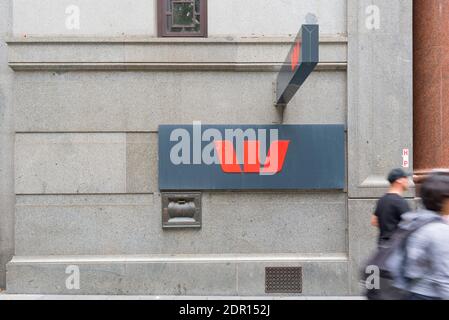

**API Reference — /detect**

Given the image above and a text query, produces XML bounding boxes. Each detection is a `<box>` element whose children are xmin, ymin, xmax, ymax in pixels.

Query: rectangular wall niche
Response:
<box><xmin>162</xmin><ymin>192</ymin><xmax>202</xmax><ymax>229</ymax></box>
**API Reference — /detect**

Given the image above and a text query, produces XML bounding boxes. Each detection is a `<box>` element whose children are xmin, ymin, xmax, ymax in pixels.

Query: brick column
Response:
<box><xmin>414</xmin><ymin>0</ymin><xmax>449</xmax><ymax>175</ymax></box>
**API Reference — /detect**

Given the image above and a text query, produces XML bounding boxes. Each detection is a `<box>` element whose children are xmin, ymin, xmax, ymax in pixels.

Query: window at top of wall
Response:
<box><xmin>158</xmin><ymin>0</ymin><xmax>207</xmax><ymax>37</ymax></box>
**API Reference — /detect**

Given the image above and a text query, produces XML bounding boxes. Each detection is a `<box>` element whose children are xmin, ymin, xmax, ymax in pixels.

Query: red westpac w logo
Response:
<box><xmin>291</xmin><ymin>40</ymin><xmax>301</xmax><ymax>71</ymax></box>
<box><xmin>214</xmin><ymin>140</ymin><xmax>290</xmax><ymax>175</ymax></box>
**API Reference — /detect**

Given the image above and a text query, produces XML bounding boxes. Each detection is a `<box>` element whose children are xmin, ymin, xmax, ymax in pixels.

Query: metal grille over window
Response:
<box><xmin>158</xmin><ymin>0</ymin><xmax>207</xmax><ymax>37</ymax></box>
<box><xmin>265</xmin><ymin>267</ymin><xmax>303</xmax><ymax>294</ymax></box>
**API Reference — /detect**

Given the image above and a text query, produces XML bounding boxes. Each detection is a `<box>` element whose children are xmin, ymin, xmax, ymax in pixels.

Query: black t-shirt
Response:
<box><xmin>374</xmin><ymin>193</ymin><xmax>411</xmax><ymax>243</ymax></box>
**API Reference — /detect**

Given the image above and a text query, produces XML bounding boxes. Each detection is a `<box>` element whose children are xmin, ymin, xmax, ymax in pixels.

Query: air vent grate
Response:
<box><xmin>265</xmin><ymin>267</ymin><xmax>302</xmax><ymax>294</ymax></box>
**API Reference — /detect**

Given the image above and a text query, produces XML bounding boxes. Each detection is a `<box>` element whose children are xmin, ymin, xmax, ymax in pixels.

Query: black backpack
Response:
<box><xmin>360</xmin><ymin>217</ymin><xmax>442</xmax><ymax>300</ymax></box>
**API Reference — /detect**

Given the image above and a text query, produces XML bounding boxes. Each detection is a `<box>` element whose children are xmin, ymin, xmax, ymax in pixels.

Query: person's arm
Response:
<box><xmin>372</xmin><ymin>201</ymin><xmax>380</xmax><ymax>228</ymax></box>
<box><xmin>371</xmin><ymin>215</ymin><xmax>379</xmax><ymax>227</ymax></box>
<box><xmin>371</xmin><ymin>201</ymin><xmax>379</xmax><ymax>228</ymax></box>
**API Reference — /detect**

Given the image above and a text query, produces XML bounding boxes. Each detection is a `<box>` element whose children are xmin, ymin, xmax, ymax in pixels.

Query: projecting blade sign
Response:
<box><xmin>276</xmin><ymin>24</ymin><xmax>319</xmax><ymax>106</ymax></box>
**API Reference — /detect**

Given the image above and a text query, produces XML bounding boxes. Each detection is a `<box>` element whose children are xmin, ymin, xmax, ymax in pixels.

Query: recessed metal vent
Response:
<box><xmin>265</xmin><ymin>267</ymin><xmax>302</xmax><ymax>294</ymax></box>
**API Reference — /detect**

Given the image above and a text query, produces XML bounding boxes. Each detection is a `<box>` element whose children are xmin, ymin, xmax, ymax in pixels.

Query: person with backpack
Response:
<box><xmin>371</xmin><ymin>168</ymin><xmax>412</xmax><ymax>246</ymax></box>
<box><xmin>391</xmin><ymin>173</ymin><xmax>449</xmax><ymax>300</ymax></box>
<box><xmin>363</xmin><ymin>173</ymin><xmax>449</xmax><ymax>300</ymax></box>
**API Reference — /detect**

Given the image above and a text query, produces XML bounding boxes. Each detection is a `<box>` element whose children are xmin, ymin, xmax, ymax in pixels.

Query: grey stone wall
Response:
<box><xmin>1</xmin><ymin>0</ymin><xmax>414</xmax><ymax>295</ymax></box>
<box><xmin>347</xmin><ymin>0</ymin><xmax>414</xmax><ymax>294</ymax></box>
<box><xmin>14</xmin><ymin>193</ymin><xmax>347</xmax><ymax>256</ymax></box>
<box><xmin>0</xmin><ymin>0</ymin><xmax>14</xmax><ymax>290</ymax></box>
<box><xmin>347</xmin><ymin>0</ymin><xmax>414</xmax><ymax>198</ymax></box>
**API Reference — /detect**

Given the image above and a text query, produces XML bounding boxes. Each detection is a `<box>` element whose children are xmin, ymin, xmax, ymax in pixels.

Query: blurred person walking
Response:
<box><xmin>388</xmin><ymin>173</ymin><xmax>449</xmax><ymax>300</ymax></box>
<box><xmin>371</xmin><ymin>168</ymin><xmax>412</xmax><ymax>246</ymax></box>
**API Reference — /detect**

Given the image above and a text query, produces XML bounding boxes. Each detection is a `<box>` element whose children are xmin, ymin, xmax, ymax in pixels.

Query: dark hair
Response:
<box><xmin>420</xmin><ymin>173</ymin><xmax>449</xmax><ymax>213</ymax></box>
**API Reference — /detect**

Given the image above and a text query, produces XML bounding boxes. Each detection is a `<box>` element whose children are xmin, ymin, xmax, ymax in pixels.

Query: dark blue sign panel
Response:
<box><xmin>159</xmin><ymin>124</ymin><xmax>345</xmax><ymax>190</ymax></box>
<box><xmin>276</xmin><ymin>24</ymin><xmax>319</xmax><ymax>106</ymax></box>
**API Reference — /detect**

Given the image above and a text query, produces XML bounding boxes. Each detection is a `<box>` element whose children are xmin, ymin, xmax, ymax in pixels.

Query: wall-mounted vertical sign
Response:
<box><xmin>276</xmin><ymin>24</ymin><xmax>319</xmax><ymax>107</ymax></box>
<box><xmin>159</xmin><ymin>124</ymin><xmax>345</xmax><ymax>190</ymax></box>
<box><xmin>402</xmin><ymin>149</ymin><xmax>410</xmax><ymax>168</ymax></box>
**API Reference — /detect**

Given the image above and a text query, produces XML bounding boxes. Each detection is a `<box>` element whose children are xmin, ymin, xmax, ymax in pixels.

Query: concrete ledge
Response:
<box><xmin>6</xmin><ymin>255</ymin><xmax>350</xmax><ymax>296</ymax></box>
<box><xmin>8</xmin><ymin>62</ymin><xmax>347</xmax><ymax>72</ymax></box>
<box><xmin>5</xmin><ymin>35</ymin><xmax>348</xmax><ymax>44</ymax></box>
<box><xmin>7</xmin><ymin>37</ymin><xmax>347</xmax><ymax>71</ymax></box>
<box><xmin>10</xmin><ymin>253</ymin><xmax>349</xmax><ymax>264</ymax></box>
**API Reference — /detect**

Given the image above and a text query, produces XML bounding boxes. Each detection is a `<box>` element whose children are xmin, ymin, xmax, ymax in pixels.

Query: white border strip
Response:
<box><xmin>11</xmin><ymin>254</ymin><xmax>349</xmax><ymax>264</ymax></box>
